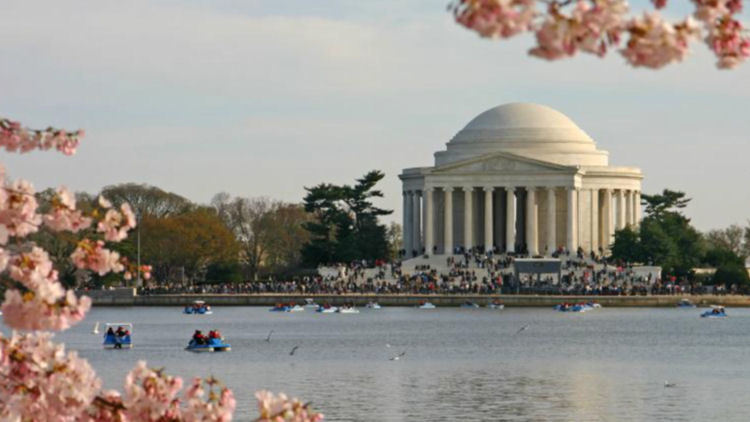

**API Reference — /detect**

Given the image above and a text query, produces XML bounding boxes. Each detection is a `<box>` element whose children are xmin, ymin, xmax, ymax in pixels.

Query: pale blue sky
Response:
<box><xmin>1</xmin><ymin>0</ymin><xmax>748</xmax><ymax>230</ymax></box>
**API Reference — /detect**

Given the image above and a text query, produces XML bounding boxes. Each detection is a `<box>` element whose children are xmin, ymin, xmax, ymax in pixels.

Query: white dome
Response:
<box><xmin>435</xmin><ymin>103</ymin><xmax>608</xmax><ymax>167</ymax></box>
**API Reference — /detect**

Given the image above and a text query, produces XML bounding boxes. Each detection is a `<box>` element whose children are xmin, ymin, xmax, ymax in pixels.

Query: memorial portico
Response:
<box><xmin>400</xmin><ymin>103</ymin><xmax>643</xmax><ymax>257</ymax></box>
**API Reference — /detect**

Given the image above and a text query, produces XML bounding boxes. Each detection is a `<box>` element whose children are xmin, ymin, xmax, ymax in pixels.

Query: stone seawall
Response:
<box><xmin>81</xmin><ymin>289</ymin><xmax>750</xmax><ymax>307</ymax></box>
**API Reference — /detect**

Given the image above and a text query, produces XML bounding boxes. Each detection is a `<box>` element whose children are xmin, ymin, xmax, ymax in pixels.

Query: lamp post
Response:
<box><xmin>135</xmin><ymin>212</ymin><xmax>142</xmax><ymax>288</ymax></box>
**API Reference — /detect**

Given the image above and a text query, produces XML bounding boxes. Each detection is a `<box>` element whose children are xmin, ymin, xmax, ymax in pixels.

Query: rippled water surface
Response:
<box><xmin>48</xmin><ymin>306</ymin><xmax>750</xmax><ymax>421</ymax></box>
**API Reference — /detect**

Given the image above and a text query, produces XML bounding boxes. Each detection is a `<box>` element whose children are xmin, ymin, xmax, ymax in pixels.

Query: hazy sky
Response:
<box><xmin>2</xmin><ymin>0</ymin><xmax>748</xmax><ymax>231</ymax></box>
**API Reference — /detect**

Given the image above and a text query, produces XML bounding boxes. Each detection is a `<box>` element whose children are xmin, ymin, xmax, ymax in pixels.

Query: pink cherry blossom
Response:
<box><xmin>0</xmin><ymin>178</ymin><xmax>42</xmax><ymax>241</ymax></box>
<box><xmin>255</xmin><ymin>390</ymin><xmax>324</xmax><ymax>422</ymax></box>
<box><xmin>7</xmin><ymin>246</ymin><xmax>56</xmax><ymax>290</ymax></box>
<box><xmin>0</xmin><ymin>119</ymin><xmax>82</xmax><ymax>156</ymax></box>
<box><xmin>98</xmin><ymin>195</ymin><xmax>113</xmax><ymax>209</ymax></box>
<box><xmin>0</xmin><ymin>331</ymin><xmax>100</xmax><ymax>421</ymax></box>
<box><xmin>529</xmin><ymin>0</ymin><xmax>628</xmax><ymax>60</ymax></box>
<box><xmin>97</xmin><ymin>203</ymin><xmax>137</xmax><ymax>242</ymax></box>
<box><xmin>705</xmin><ymin>16</ymin><xmax>750</xmax><ymax>68</ymax></box>
<box><xmin>451</xmin><ymin>0</ymin><xmax>537</xmax><ymax>39</ymax></box>
<box><xmin>621</xmin><ymin>13</ymin><xmax>701</xmax><ymax>68</ymax></box>
<box><xmin>692</xmin><ymin>0</ymin><xmax>742</xmax><ymax>23</ymax></box>
<box><xmin>43</xmin><ymin>186</ymin><xmax>93</xmax><ymax>233</ymax></box>
<box><xmin>81</xmin><ymin>390</ymin><xmax>128</xmax><ymax>422</ymax></box>
<box><xmin>71</xmin><ymin>239</ymin><xmax>125</xmax><ymax>275</ymax></box>
<box><xmin>123</xmin><ymin>361</ymin><xmax>183</xmax><ymax>421</ymax></box>
<box><xmin>2</xmin><ymin>288</ymin><xmax>92</xmax><ymax>331</ymax></box>
<box><xmin>183</xmin><ymin>377</ymin><xmax>236</xmax><ymax>422</ymax></box>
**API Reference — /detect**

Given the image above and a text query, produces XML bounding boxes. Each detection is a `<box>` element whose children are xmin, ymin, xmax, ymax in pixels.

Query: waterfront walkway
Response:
<box><xmin>84</xmin><ymin>289</ymin><xmax>750</xmax><ymax>307</ymax></box>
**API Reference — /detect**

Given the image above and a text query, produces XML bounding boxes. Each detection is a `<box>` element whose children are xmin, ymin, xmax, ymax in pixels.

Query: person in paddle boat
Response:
<box><xmin>208</xmin><ymin>329</ymin><xmax>222</xmax><ymax>341</ymax></box>
<box><xmin>192</xmin><ymin>330</ymin><xmax>207</xmax><ymax>345</ymax></box>
<box><xmin>712</xmin><ymin>307</ymin><xmax>725</xmax><ymax>315</ymax></box>
<box><xmin>106</xmin><ymin>326</ymin><xmax>115</xmax><ymax>336</ymax></box>
<box><xmin>113</xmin><ymin>326</ymin><xmax>130</xmax><ymax>349</ymax></box>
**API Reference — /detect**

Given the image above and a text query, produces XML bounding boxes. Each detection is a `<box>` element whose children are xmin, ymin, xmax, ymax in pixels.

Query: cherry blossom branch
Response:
<box><xmin>450</xmin><ymin>0</ymin><xmax>750</xmax><ymax>68</ymax></box>
<box><xmin>0</xmin><ymin>118</ymin><xmax>82</xmax><ymax>155</ymax></box>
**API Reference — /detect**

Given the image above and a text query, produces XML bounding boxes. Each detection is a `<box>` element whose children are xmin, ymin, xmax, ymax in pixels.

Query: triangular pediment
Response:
<box><xmin>431</xmin><ymin>152</ymin><xmax>576</xmax><ymax>174</ymax></box>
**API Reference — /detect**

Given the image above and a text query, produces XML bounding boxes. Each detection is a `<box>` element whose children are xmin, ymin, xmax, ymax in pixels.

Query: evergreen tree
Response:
<box><xmin>301</xmin><ymin>171</ymin><xmax>392</xmax><ymax>266</ymax></box>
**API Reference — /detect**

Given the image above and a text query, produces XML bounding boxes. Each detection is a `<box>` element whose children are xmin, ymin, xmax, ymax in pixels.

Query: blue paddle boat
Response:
<box><xmin>677</xmin><ymin>298</ymin><xmax>696</xmax><ymax>308</ymax></box>
<box><xmin>184</xmin><ymin>300</ymin><xmax>212</xmax><ymax>315</ymax></box>
<box><xmin>554</xmin><ymin>303</ymin><xmax>587</xmax><ymax>312</ymax></box>
<box><xmin>270</xmin><ymin>303</ymin><xmax>291</xmax><ymax>312</ymax></box>
<box><xmin>185</xmin><ymin>337</ymin><xmax>231</xmax><ymax>353</ymax></box>
<box><xmin>701</xmin><ymin>306</ymin><xmax>727</xmax><ymax>318</ymax></box>
<box><xmin>316</xmin><ymin>304</ymin><xmax>338</xmax><ymax>313</ymax></box>
<box><xmin>103</xmin><ymin>323</ymin><xmax>133</xmax><ymax>349</ymax></box>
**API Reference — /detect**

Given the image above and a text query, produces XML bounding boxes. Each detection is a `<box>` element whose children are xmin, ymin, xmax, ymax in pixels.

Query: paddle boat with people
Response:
<box><xmin>185</xmin><ymin>329</ymin><xmax>231</xmax><ymax>352</ymax></box>
<box><xmin>270</xmin><ymin>303</ymin><xmax>291</xmax><ymax>312</ymax></box>
<box><xmin>316</xmin><ymin>304</ymin><xmax>338</xmax><ymax>313</ymax></box>
<box><xmin>460</xmin><ymin>301</ymin><xmax>480</xmax><ymax>309</ymax></box>
<box><xmin>103</xmin><ymin>323</ymin><xmax>133</xmax><ymax>349</ymax></box>
<box><xmin>488</xmin><ymin>300</ymin><xmax>505</xmax><ymax>310</ymax></box>
<box><xmin>701</xmin><ymin>305</ymin><xmax>727</xmax><ymax>318</ymax></box>
<box><xmin>337</xmin><ymin>305</ymin><xmax>360</xmax><ymax>314</ymax></box>
<box><xmin>303</xmin><ymin>298</ymin><xmax>319</xmax><ymax>308</ymax></box>
<box><xmin>554</xmin><ymin>303</ymin><xmax>588</xmax><ymax>313</ymax></box>
<box><xmin>417</xmin><ymin>301</ymin><xmax>436</xmax><ymax>309</ymax></box>
<box><xmin>677</xmin><ymin>298</ymin><xmax>697</xmax><ymax>308</ymax></box>
<box><xmin>184</xmin><ymin>300</ymin><xmax>212</xmax><ymax>315</ymax></box>
<box><xmin>288</xmin><ymin>304</ymin><xmax>305</xmax><ymax>312</ymax></box>
<box><xmin>365</xmin><ymin>301</ymin><xmax>381</xmax><ymax>309</ymax></box>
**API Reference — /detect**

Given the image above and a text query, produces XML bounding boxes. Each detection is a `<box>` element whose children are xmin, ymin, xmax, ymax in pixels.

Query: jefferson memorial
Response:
<box><xmin>400</xmin><ymin>103</ymin><xmax>643</xmax><ymax>257</ymax></box>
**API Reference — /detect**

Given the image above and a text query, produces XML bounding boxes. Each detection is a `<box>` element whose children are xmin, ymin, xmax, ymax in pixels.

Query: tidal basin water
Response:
<box><xmin>54</xmin><ymin>306</ymin><xmax>750</xmax><ymax>421</ymax></box>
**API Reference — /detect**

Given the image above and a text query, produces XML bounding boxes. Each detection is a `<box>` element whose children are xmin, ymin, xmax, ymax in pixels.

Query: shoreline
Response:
<box><xmin>82</xmin><ymin>289</ymin><xmax>750</xmax><ymax>307</ymax></box>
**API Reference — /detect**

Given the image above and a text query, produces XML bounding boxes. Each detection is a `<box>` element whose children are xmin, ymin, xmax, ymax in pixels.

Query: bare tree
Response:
<box><xmin>706</xmin><ymin>224</ymin><xmax>747</xmax><ymax>259</ymax></box>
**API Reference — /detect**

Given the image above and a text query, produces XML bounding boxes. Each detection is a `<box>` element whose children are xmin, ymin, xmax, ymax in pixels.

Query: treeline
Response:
<box><xmin>611</xmin><ymin>189</ymin><xmax>750</xmax><ymax>285</ymax></box>
<box><xmin>33</xmin><ymin>171</ymin><xmax>397</xmax><ymax>287</ymax></box>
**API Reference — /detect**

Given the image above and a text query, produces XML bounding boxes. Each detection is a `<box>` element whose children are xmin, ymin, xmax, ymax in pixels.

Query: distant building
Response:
<box><xmin>399</xmin><ymin>103</ymin><xmax>643</xmax><ymax>257</ymax></box>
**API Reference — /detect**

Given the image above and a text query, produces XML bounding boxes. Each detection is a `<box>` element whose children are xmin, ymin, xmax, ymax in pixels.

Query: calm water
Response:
<box><xmin>42</xmin><ymin>306</ymin><xmax>750</xmax><ymax>421</ymax></box>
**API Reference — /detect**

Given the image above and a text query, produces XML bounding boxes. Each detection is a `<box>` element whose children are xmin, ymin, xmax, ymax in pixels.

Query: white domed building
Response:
<box><xmin>399</xmin><ymin>103</ymin><xmax>643</xmax><ymax>257</ymax></box>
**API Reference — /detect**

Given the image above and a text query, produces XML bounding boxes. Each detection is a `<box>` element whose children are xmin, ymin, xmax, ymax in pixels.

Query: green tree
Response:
<box><xmin>610</xmin><ymin>226</ymin><xmax>641</xmax><ymax>263</ymax></box>
<box><xmin>101</xmin><ymin>183</ymin><xmax>193</xmax><ymax>218</ymax></box>
<box><xmin>611</xmin><ymin>189</ymin><xmax>704</xmax><ymax>277</ymax></box>
<box><xmin>302</xmin><ymin>170</ymin><xmax>392</xmax><ymax>266</ymax></box>
<box><xmin>140</xmin><ymin>208</ymin><xmax>239</xmax><ymax>283</ymax></box>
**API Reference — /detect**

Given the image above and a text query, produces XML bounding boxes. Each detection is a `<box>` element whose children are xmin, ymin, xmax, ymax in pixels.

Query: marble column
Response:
<box><xmin>463</xmin><ymin>187</ymin><xmax>473</xmax><ymax>251</ymax></box>
<box><xmin>566</xmin><ymin>188</ymin><xmax>577</xmax><ymax>252</ymax></box>
<box><xmin>546</xmin><ymin>187</ymin><xmax>556</xmax><ymax>256</ymax></box>
<box><xmin>505</xmin><ymin>187</ymin><xmax>516</xmax><ymax>253</ymax></box>
<box><xmin>424</xmin><ymin>188</ymin><xmax>434</xmax><ymax>255</ymax></box>
<box><xmin>443</xmin><ymin>187</ymin><xmax>453</xmax><ymax>255</ymax></box>
<box><xmin>412</xmin><ymin>191</ymin><xmax>421</xmax><ymax>255</ymax></box>
<box><xmin>634</xmin><ymin>190</ymin><xmax>642</xmax><ymax>226</ymax></box>
<box><xmin>403</xmin><ymin>191</ymin><xmax>411</xmax><ymax>257</ymax></box>
<box><xmin>590</xmin><ymin>189</ymin><xmax>599</xmax><ymax>254</ymax></box>
<box><xmin>625</xmin><ymin>190</ymin><xmax>633</xmax><ymax>227</ymax></box>
<box><xmin>526</xmin><ymin>187</ymin><xmax>538</xmax><ymax>255</ymax></box>
<box><xmin>616</xmin><ymin>189</ymin><xmax>625</xmax><ymax>230</ymax></box>
<box><xmin>484</xmin><ymin>187</ymin><xmax>494</xmax><ymax>252</ymax></box>
<box><xmin>602</xmin><ymin>189</ymin><xmax>612</xmax><ymax>250</ymax></box>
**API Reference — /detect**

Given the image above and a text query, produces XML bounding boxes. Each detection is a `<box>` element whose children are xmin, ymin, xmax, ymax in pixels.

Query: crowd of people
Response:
<box><xmin>133</xmin><ymin>248</ymin><xmax>742</xmax><ymax>296</ymax></box>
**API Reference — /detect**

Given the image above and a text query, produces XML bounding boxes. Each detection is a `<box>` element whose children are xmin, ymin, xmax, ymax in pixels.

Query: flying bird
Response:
<box><xmin>390</xmin><ymin>351</ymin><xmax>406</xmax><ymax>361</ymax></box>
<box><xmin>289</xmin><ymin>345</ymin><xmax>299</xmax><ymax>356</ymax></box>
<box><xmin>515</xmin><ymin>325</ymin><xmax>529</xmax><ymax>335</ymax></box>
<box><xmin>265</xmin><ymin>330</ymin><xmax>274</xmax><ymax>342</ymax></box>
